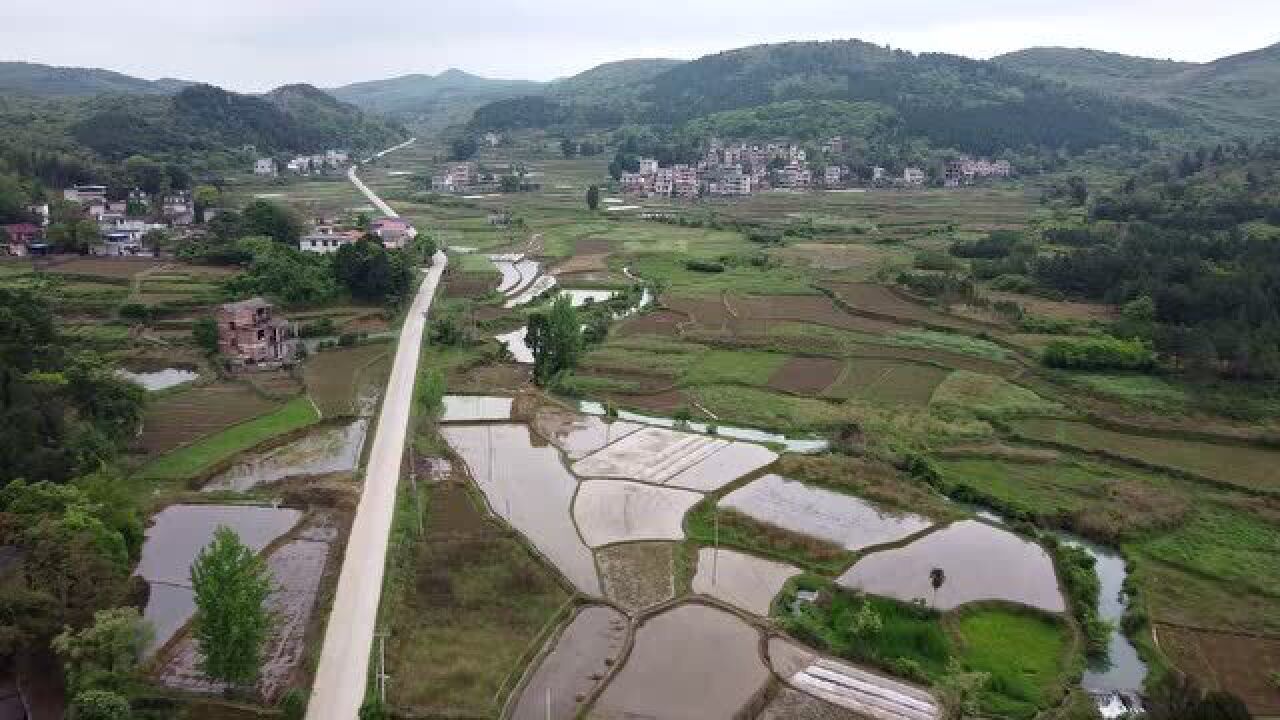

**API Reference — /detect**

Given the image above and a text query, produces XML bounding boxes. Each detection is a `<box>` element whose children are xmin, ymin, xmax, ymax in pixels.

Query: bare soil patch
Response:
<box><xmin>767</xmin><ymin>356</ymin><xmax>844</xmax><ymax>395</ymax></box>
<box><xmin>444</xmin><ymin>272</ymin><xmax>496</xmax><ymax>299</ymax></box>
<box><xmin>611</xmin><ymin>388</ymin><xmax>690</xmax><ymax>414</ymax></box>
<box><xmin>986</xmin><ymin>290</ymin><xmax>1117</xmax><ymax>323</ymax></box>
<box><xmin>616</xmin><ymin>310</ymin><xmax>685</xmax><ymax>338</ymax></box>
<box><xmin>663</xmin><ymin>295</ymin><xmax>734</xmax><ymax>331</ymax></box>
<box><xmin>826</xmin><ymin>281</ymin><xmax>992</xmax><ymax>333</ymax></box>
<box><xmin>596</xmin><ymin>542</ymin><xmax>677</xmax><ymax>614</ymax></box>
<box><xmin>728</xmin><ymin>294</ymin><xmax>901</xmax><ymax>335</ymax></box>
<box><xmin>1156</xmin><ymin>624</ymin><xmax>1280</xmax><ymax>716</ymax></box>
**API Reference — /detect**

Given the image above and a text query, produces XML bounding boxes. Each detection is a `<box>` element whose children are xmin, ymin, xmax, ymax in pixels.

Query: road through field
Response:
<box><xmin>308</xmin><ymin>140</ymin><xmax>446</xmax><ymax>720</ymax></box>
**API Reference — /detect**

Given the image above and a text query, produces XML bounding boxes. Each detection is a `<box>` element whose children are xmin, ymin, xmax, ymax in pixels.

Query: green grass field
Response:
<box><xmin>954</xmin><ymin>608</ymin><xmax>1071</xmax><ymax>720</ymax></box>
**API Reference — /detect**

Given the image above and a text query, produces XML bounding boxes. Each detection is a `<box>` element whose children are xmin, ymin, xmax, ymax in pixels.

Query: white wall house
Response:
<box><xmin>254</xmin><ymin>158</ymin><xmax>277</xmax><ymax>176</ymax></box>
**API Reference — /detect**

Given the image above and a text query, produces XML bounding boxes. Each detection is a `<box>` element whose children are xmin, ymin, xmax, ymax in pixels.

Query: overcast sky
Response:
<box><xmin>3</xmin><ymin>0</ymin><xmax>1277</xmax><ymax>92</ymax></box>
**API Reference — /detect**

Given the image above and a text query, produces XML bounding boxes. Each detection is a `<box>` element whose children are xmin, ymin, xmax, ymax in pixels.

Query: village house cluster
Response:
<box><xmin>618</xmin><ymin>137</ymin><xmax>1013</xmax><ymax>199</ymax></box>
<box><xmin>2</xmin><ymin>184</ymin><xmax>203</xmax><ymax>257</ymax></box>
<box><xmin>254</xmin><ymin>149</ymin><xmax>350</xmax><ymax>177</ymax></box>
<box><xmin>298</xmin><ymin>215</ymin><xmax>416</xmax><ymax>254</ymax></box>
<box><xmin>428</xmin><ymin>161</ymin><xmax>536</xmax><ymax>194</ymax></box>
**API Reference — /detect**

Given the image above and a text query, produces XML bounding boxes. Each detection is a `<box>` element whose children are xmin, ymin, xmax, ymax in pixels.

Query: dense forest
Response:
<box><xmin>1029</xmin><ymin>140</ymin><xmax>1280</xmax><ymax>379</ymax></box>
<box><xmin>466</xmin><ymin>39</ymin><xmax>1190</xmax><ymax>158</ymax></box>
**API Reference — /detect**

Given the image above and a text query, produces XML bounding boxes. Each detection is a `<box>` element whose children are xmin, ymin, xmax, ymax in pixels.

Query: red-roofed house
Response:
<box><xmin>370</xmin><ymin>217</ymin><xmax>415</xmax><ymax>249</ymax></box>
<box><xmin>2</xmin><ymin>224</ymin><xmax>41</xmax><ymax>256</ymax></box>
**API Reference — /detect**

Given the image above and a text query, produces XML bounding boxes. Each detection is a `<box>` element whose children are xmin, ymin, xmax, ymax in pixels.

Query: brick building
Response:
<box><xmin>215</xmin><ymin>297</ymin><xmax>296</xmax><ymax>371</ymax></box>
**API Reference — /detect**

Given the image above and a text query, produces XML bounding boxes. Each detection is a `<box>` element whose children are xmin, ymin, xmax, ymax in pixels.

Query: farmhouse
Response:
<box><xmin>215</xmin><ymin>297</ymin><xmax>296</xmax><ymax>371</ymax></box>
<box><xmin>254</xmin><ymin>158</ymin><xmax>278</xmax><ymax>176</ymax></box>
<box><xmin>903</xmin><ymin>167</ymin><xmax>926</xmax><ymax>186</ymax></box>
<box><xmin>300</xmin><ymin>227</ymin><xmax>362</xmax><ymax>254</ymax></box>
<box><xmin>371</xmin><ymin>217</ymin><xmax>414</xmax><ymax>249</ymax></box>
<box><xmin>1</xmin><ymin>223</ymin><xmax>41</xmax><ymax>256</ymax></box>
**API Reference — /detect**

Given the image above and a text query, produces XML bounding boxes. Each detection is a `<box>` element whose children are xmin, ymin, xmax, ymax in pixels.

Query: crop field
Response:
<box><xmin>1133</xmin><ymin>503</ymin><xmax>1280</xmax><ymax>604</ymax></box>
<box><xmin>930</xmin><ymin>371</ymin><xmax>1063</xmax><ymax>417</ymax></box>
<box><xmin>1155</xmin><ymin>625</ymin><xmax>1280</xmax><ymax>716</ymax></box>
<box><xmin>954</xmin><ymin>609</ymin><xmax>1071</xmax><ymax>720</ymax></box>
<box><xmin>1012</xmin><ymin>417</ymin><xmax>1280</xmax><ymax>493</ymax></box>
<box><xmin>934</xmin><ymin>457</ymin><xmax>1190</xmax><ymax>541</ymax></box>
<box><xmin>767</xmin><ymin>356</ymin><xmax>845</xmax><ymax>395</ymax></box>
<box><xmin>769</xmin><ymin>240</ymin><xmax>912</xmax><ymax>276</ymax></box>
<box><xmin>762</xmin><ymin>322</ymin><xmax>1018</xmax><ymax>377</ymax></box>
<box><xmin>133</xmin><ymin>382</ymin><xmax>281</xmax><ymax>455</ymax></box>
<box><xmin>822</xmin><ymin>357</ymin><xmax>950</xmax><ymax>406</ymax></box>
<box><xmin>825</xmin><ymin>281</ymin><xmax>998</xmax><ymax>334</ymax></box>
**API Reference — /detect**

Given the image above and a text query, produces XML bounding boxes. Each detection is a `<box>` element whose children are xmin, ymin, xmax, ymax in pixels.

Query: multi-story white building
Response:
<box><xmin>300</xmin><ymin>228</ymin><xmax>361</xmax><ymax>254</ymax></box>
<box><xmin>824</xmin><ymin>165</ymin><xmax>845</xmax><ymax>187</ymax></box>
<box><xmin>708</xmin><ymin>168</ymin><xmax>752</xmax><ymax>196</ymax></box>
<box><xmin>638</xmin><ymin>158</ymin><xmax>660</xmax><ymax>175</ymax></box>
<box><xmin>671</xmin><ymin>165</ymin><xmax>698</xmax><ymax>198</ymax></box>
<box><xmin>254</xmin><ymin>158</ymin><xmax>277</xmax><ymax>176</ymax></box>
<box><xmin>903</xmin><ymin>167</ymin><xmax>926</xmax><ymax>186</ymax></box>
<box><xmin>63</xmin><ymin>185</ymin><xmax>108</xmax><ymax>204</ymax></box>
<box><xmin>620</xmin><ymin>172</ymin><xmax>649</xmax><ymax>194</ymax></box>
<box><xmin>652</xmin><ymin>168</ymin><xmax>675</xmax><ymax>196</ymax></box>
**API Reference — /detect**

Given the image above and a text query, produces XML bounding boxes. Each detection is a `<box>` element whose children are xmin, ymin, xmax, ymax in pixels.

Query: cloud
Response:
<box><xmin>1</xmin><ymin>0</ymin><xmax>1275</xmax><ymax>91</ymax></box>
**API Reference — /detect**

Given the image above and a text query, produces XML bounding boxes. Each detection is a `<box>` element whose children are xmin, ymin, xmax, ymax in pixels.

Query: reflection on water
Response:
<box><xmin>117</xmin><ymin>367</ymin><xmax>198</xmax><ymax>392</ymax></box>
<box><xmin>202</xmin><ymin>420</ymin><xmax>368</xmax><ymax>493</ymax></box>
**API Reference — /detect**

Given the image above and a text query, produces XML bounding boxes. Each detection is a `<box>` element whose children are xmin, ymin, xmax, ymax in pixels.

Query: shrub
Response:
<box><xmin>298</xmin><ymin>317</ymin><xmax>336</xmax><ymax>338</ymax></box>
<box><xmin>1042</xmin><ymin>335</ymin><xmax>1156</xmax><ymax>371</ymax></box>
<box><xmin>118</xmin><ymin>303</ymin><xmax>152</xmax><ymax>323</ymax></box>
<box><xmin>685</xmin><ymin>259</ymin><xmax>725</xmax><ymax>273</ymax></box>
<box><xmin>989</xmin><ymin>274</ymin><xmax>1035</xmax><ymax>293</ymax></box>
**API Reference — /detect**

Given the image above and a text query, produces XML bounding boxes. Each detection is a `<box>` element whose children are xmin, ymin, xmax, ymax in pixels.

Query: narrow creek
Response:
<box><xmin>972</xmin><ymin>509</ymin><xmax>1146</xmax><ymax>716</ymax></box>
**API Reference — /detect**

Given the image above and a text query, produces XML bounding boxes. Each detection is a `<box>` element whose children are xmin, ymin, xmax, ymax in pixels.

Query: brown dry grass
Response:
<box><xmin>596</xmin><ymin>542</ymin><xmax>676</xmax><ymax>614</ymax></box>
<box><xmin>1156</xmin><ymin>624</ymin><xmax>1280</xmax><ymax>716</ymax></box>
<box><xmin>767</xmin><ymin>356</ymin><xmax>844</xmax><ymax>395</ymax></box>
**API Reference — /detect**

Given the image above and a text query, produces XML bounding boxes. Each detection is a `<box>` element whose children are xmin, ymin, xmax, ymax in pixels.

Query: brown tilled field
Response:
<box><xmin>616</xmin><ymin>309</ymin><xmax>686</xmax><ymax>337</ymax></box>
<box><xmin>823</xmin><ymin>357</ymin><xmax>951</xmax><ymax>406</ymax></box>
<box><xmin>304</xmin><ymin>344</ymin><xmax>391</xmax><ymax>417</ymax></box>
<box><xmin>825</xmin><ymin>282</ymin><xmax>993</xmax><ymax>333</ymax></box>
<box><xmin>727</xmin><ymin>293</ymin><xmax>901</xmax><ymax>335</ymax></box>
<box><xmin>663</xmin><ymin>295</ymin><xmax>734</xmax><ymax>331</ymax></box>
<box><xmin>1156</xmin><ymin>624</ymin><xmax>1280</xmax><ymax>716</ymax></box>
<box><xmin>134</xmin><ymin>383</ymin><xmax>280</xmax><ymax>454</ymax></box>
<box><xmin>443</xmin><ymin>272</ymin><xmax>496</xmax><ymax>299</ymax></box>
<box><xmin>984</xmin><ymin>290</ymin><xmax>1117</xmax><ymax>323</ymax></box>
<box><xmin>767</xmin><ymin>356</ymin><xmax>844</xmax><ymax>395</ymax></box>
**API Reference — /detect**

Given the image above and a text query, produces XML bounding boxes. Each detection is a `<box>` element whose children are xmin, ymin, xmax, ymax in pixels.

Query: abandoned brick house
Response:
<box><xmin>215</xmin><ymin>297</ymin><xmax>296</xmax><ymax>370</ymax></box>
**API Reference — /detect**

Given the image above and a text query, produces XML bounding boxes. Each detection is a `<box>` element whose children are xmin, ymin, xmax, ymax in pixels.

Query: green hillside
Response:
<box><xmin>330</xmin><ymin>68</ymin><xmax>541</xmax><ymax>128</ymax></box>
<box><xmin>0</xmin><ymin>61</ymin><xmax>190</xmax><ymax>97</ymax></box>
<box><xmin>995</xmin><ymin>43</ymin><xmax>1280</xmax><ymax>137</ymax></box>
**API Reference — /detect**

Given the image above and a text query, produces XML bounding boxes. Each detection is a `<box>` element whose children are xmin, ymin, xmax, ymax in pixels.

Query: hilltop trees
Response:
<box><xmin>190</xmin><ymin>526</ymin><xmax>272</xmax><ymax>687</ymax></box>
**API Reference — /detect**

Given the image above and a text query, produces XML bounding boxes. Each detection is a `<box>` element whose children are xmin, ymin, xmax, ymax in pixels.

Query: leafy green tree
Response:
<box><xmin>929</xmin><ymin>567</ymin><xmax>946</xmax><ymax>607</ymax></box>
<box><xmin>193</xmin><ymin>185</ymin><xmax>220</xmax><ymax>223</ymax></box>
<box><xmin>52</xmin><ymin>607</ymin><xmax>153</xmax><ymax>695</ymax></box>
<box><xmin>416</xmin><ymin>368</ymin><xmax>446</xmax><ymax>415</ymax></box>
<box><xmin>193</xmin><ymin>316</ymin><xmax>220</xmax><ymax>354</ymax></box>
<box><xmin>68</xmin><ymin>689</ymin><xmax>132</xmax><ymax>720</ymax></box>
<box><xmin>586</xmin><ymin>184</ymin><xmax>600</xmax><ymax>211</ymax></box>
<box><xmin>142</xmin><ymin>228</ymin><xmax>170</xmax><ymax>256</ymax></box>
<box><xmin>449</xmin><ymin>135</ymin><xmax>477</xmax><ymax>161</ymax></box>
<box><xmin>1065</xmin><ymin>175</ymin><xmax>1088</xmax><ymax>206</ymax></box>
<box><xmin>241</xmin><ymin>200</ymin><xmax>304</xmax><ymax>245</ymax></box>
<box><xmin>527</xmin><ymin>294</ymin><xmax>582</xmax><ymax>385</ymax></box>
<box><xmin>333</xmin><ymin>240</ymin><xmax>412</xmax><ymax>303</ymax></box>
<box><xmin>47</xmin><ymin>219</ymin><xmax>102</xmax><ymax>254</ymax></box>
<box><xmin>190</xmin><ymin>526</ymin><xmax>271</xmax><ymax>687</ymax></box>
<box><xmin>223</xmin><ymin>237</ymin><xmax>339</xmax><ymax>304</ymax></box>
<box><xmin>124</xmin><ymin>155</ymin><xmax>165</xmax><ymax>196</ymax></box>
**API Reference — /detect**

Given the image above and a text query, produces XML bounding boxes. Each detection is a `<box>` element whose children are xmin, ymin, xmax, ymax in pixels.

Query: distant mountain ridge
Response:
<box><xmin>0</xmin><ymin>61</ymin><xmax>192</xmax><ymax>97</ymax></box>
<box><xmin>995</xmin><ymin>42</ymin><xmax>1280</xmax><ymax>136</ymax></box>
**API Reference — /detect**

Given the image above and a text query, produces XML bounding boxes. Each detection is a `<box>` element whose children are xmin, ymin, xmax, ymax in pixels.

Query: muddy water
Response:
<box><xmin>440</xmin><ymin>424</ymin><xmax>600</xmax><ymax>595</ymax></box>
<box><xmin>721</xmin><ymin>474</ymin><xmax>934</xmax><ymax>551</ymax></box>
<box><xmin>440</xmin><ymin>394</ymin><xmax>513</xmax><ymax>423</ymax></box>
<box><xmin>155</xmin><ymin>518</ymin><xmax>334</xmax><ymax>701</ymax></box>
<box><xmin>590</xmin><ymin>603</ymin><xmax>769</xmax><ymax>720</ymax></box>
<box><xmin>136</xmin><ymin>504</ymin><xmax>301</xmax><ymax>652</ymax></box>
<box><xmin>837</xmin><ymin>519</ymin><xmax>1066</xmax><ymax>613</ymax></box>
<box><xmin>573</xmin><ymin>480</ymin><xmax>702</xmax><ymax>548</ymax></box>
<box><xmin>116</xmin><ymin>367</ymin><xmax>198</xmax><ymax>391</ymax></box>
<box><xmin>531</xmin><ymin>407</ymin><xmax>643</xmax><ymax>460</ymax></box>
<box><xmin>692</xmin><ymin>548</ymin><xmax>800</xmax><ymax>616</ymax></box>
<box><xmin>202</xmin><ymin>420</ymin><xmax>368</xmax><ymax>492</ymax></box>
<box><xmin>510</xmin><ymin>606</ymin><xmax>627</xmax><ymax>720</ymax></box>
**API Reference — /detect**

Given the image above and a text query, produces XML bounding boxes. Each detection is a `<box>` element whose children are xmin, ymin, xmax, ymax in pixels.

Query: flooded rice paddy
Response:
<box><xmin>573</xmin><ymin>427</ymin><xmax>764</xmax><ymax>486</ymax></box>
<box><xmin>202</xmin><ymin>420</ymin><xmax>368</xmax><ymax>492</ymax></box>
<box><xmin>155</xmin><ymin>517</ymin><xmax>335</xmax><ymax>701</ymax></box>
<box><xmin>692</xmin><ymin>548</ymin><xmax>800</xmax><ymax>615</ymax></box>
<box><xmin>576</xmin><ymin>401</ymin><xmax>828</xmax><ymax>453</ymax></box>
<box><xmin>590</xmin><ymin>604</ymin><xmax>769</xmax><ymax>720</ymax></box>
<box><xmin>510</xmin><ymin>606</ymin><xmax>627</xmax><ymax>720</ymax></box>
<box><xmin>720</xmin><ymin>474</ymin><xmax>934</xmax><ymax>551</ymax></box>
<box><xmin>573</xmin><ymin>480</ymin><xmax>702</xmax><ymax>547</ymax></box>
<box><xmin>495</xmin><ymin>326</ymin><xmax>535</xmax><ymax>364</ymax></box>
<box><xmin>117</xmin><ymin>367</ymin><xmax>199</xmax><ymax>392</ymax></box>
<box><xmin>136</xmin><ymin>504</ymin><xmax>301</xmax><ymax>651</ymax></box>
<box><xmin>440</xmin><ymin>424</ymin><xmax>600</xmax><ymax>594</ymax></box>
<box><xmin>531</xmin><ymin>407</ymin><xmax>643</xmax><ymax>460</ymax></box>
<box><xmin>439</xmin><ymin>394</ymin><xmax>514</xmax><ymax>423</ymax></box>
<box><xmin>837</xmin><ymin>519</ymin><xmax>1065</xmax><ymax>612</ymax></box>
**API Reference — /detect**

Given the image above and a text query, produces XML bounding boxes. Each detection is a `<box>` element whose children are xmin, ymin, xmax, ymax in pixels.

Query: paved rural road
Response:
<box><xmin>308</xmin><ymin>140</ymin><xmax>445</xmax><ymax>720</ymax></box>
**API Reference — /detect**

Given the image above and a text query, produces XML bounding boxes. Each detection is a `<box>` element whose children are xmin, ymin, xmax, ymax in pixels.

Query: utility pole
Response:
<box><xmin>545</xmin><ymin>688</ymin><xmax>551</xmax><ymax>720</ymax></box>
<box><xmin>376</xmin><ymin>630</ymin><xmax>390</xmax><ymax>705</ymax></box>
<box><xmin>713</xmin><ymin>506</ymin><xmax>719</xmax><ymax>586</ymax></box>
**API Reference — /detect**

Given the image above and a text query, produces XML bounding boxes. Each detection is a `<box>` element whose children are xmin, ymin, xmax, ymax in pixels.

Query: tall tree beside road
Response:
<box><xmin>586</xmin><ymin>184</ymin><xmax>600</xmax><ymax>211</ymax></box>
<box><xmin>190</xmin><ymin>526</ymin><xmax>271</xmax><ymax>688</ymax></box>
<box><xmin>241</xmin><ymin>199</ymin><xmax>304</xmax><ymax>245</ymax></box>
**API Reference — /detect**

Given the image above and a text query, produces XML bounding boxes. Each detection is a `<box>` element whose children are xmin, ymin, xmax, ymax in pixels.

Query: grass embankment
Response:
<box><xmin>685</xmin><ymin>501</ymin><xmax>855</xmax><ymax>575</ymax></box>
<box><xmin>378</xmin><ymin>416</ymin><xmax>570</xmax><ymax>715</ymax></box>
<box><xmin>776</xmin><ymin>577</ymin><xmax>1070</xmax><ymax>720</ymax></box>
<box><xmin>136</xmin><ymin>396</ymin><xmax>321</xmax><ymax>481</ymax></box>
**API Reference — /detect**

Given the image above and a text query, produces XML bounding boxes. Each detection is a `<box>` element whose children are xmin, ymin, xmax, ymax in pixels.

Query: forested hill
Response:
<box><xmin>996</xmin><ymin>43</ymin><xmax>1280</xmax><ymax>138</ymax></box>
<box><xmin>0</xmin><ymin>61</ymin><xmax>191</xmax><ymax>97</ymax></box>
<box><xmin>330</xmin><ymin>68</ymin><xmax>541</xmax><ymax>128</ymax></box>
<box><xmin>65</xmin><ymin>83</ymin><xmax>405</xmax><ymax>160</ymax></box>
<box><xmin>1032</xmin><ymin>139</ymin><xmax>1280</xmax><ymax>379</ymax></box>
<box><xmin>465</xmin><ymin>39</ymin><xmax>1188</xmax><ymax>156</ymax></box>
